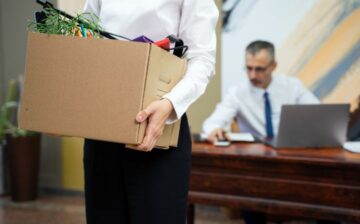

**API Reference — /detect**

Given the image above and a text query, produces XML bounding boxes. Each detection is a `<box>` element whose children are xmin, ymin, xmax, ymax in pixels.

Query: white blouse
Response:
<box><xmin>84</xmin><ymin>0</ymin><xmax>219</xmax><ymax>122</ymax></box>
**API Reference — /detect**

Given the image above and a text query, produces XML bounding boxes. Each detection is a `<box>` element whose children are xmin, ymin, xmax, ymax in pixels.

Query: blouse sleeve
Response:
<box><xmin>162</xmin><ymin>0</ymin><xmax>219</xmax><ymax>123</ymax></box>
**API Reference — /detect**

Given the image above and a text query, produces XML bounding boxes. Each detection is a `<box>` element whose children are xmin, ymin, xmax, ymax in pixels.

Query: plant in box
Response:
<box><xmin>0</xmin><ymin>78</ymin><xmax>41</xmax><ymax>202</ymax></box>
<box><xmin>28</xmin><ymin>7</ymin><xmax>103</xmax><ymax>38</ymax></box>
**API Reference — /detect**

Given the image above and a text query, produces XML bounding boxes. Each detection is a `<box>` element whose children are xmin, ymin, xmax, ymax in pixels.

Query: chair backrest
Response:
<box><xmin>348</xmin><ymin>97</ymin><xmax>360</xmax><ymax>140</ymax></box>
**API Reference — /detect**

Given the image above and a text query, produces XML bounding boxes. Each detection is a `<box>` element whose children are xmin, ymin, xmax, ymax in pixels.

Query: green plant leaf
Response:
<box><xmin>27</xmin><ymin>7</ymin><xmax>103</xmax><ymax>37</ymax></box>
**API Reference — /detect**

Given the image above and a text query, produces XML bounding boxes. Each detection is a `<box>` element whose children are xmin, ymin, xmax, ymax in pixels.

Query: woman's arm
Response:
<box><xmin>163</xmin><ymin>0</ymin><xmax>219</xmax><ymax>121</ymax></box>
<box><xmin>136</xmin><ymin>0</ymin><xmax>219</xmax><ymax>151</ymax></box>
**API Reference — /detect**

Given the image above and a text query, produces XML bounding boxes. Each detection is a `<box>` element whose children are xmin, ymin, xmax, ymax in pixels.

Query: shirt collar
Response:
<box><xmin>265</xmin><ymin>76</ymin><xmax>276</xmax><ymax>94</ymax></box>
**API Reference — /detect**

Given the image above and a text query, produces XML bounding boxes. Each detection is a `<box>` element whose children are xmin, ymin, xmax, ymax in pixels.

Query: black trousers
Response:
<box><xmin>83</xmin><ymin>116</ymin><xmax>191</xmax><ymax>224</ymax></box>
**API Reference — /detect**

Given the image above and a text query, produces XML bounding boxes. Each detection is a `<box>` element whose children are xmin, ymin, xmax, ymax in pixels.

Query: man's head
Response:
<box><xmin>245</xmin><ymin>40</ymin><xmax>277</xmax><ymax>89</ymax></box>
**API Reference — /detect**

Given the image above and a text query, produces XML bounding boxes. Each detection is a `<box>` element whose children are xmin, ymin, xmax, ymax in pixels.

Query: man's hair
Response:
<box><xmin>246</xmin><ymin>40</ymin><xmax>275</xmax><ymax>61</ymax></box>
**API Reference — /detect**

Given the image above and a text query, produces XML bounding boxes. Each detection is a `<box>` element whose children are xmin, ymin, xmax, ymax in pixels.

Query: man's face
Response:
<box><xmin>245</xmin><ymin>49</ymin><xmax>276</xmax><ymax>89</ymax></box>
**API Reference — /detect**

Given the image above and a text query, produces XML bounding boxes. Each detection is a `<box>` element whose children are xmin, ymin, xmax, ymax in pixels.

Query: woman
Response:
<box><xmin>83</xmin><ymin>0</ymin><xmax>218</xmax><ymax>223</ymax></box>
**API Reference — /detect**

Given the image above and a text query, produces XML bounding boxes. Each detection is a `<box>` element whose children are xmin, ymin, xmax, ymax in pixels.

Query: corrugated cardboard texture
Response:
<box><xmin>19</xmin><ymin>33</ymin><xmax>186</xmax><ymax>147</ymax></box>
<box><xmin>143</xmin><ymin>45</ymin><xmax>186</xmax><ymax>148</ymax></box>
<box><xmin>20</xmin><ymin>33</ymin><xmax>148</xmax><ymax>144</ymax></box>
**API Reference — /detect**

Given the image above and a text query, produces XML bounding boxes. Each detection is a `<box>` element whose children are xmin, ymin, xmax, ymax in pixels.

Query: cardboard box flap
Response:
<box><xmin>141</xmin><ymin>44</ymin><xmax>186</xmax><ymax>148</ymax></box>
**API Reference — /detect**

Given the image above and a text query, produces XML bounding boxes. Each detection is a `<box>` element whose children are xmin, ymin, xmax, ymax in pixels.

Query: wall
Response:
<box><xmin>0</xmin><ymin>0</ymin><xmax>4</xmax><ymax>103</ymax></box>
<box><xmin>222</xmin><ymin>0</ymin><xmax>316</xmax><ymax>95</ymax></box>
<box><xmin>222</xmin><ymin>0</ymin><xmax>360</xmax><ymax>110</ymax></box>
<box><xmin>0</xmin><ymin>0</ymin><xmax>4</xmax><ymax>194</ymax></box>
<box><xmin>187</xmin><ymin>0</ymin><xmax>222</xmax><ymax>133</ymax></box>
<box><xmin>0</xmin><ymin>0</ymin><xmax>62</xmax><ymax>190</ymax></box>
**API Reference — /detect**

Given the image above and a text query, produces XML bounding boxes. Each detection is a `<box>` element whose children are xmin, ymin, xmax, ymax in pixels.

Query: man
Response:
<box><xmin>202</xmin><ymin>40</ymin><xmax>338</xmax><ymax>224</ymax></box>
<box><xmin>203</xmin><ymin>40</ymin><xmax>319</xmax><ymax>143</ymax></box>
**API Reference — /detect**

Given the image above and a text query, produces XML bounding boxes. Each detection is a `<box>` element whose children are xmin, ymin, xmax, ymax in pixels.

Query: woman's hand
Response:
<box><xmin>135</xmin><ymin>99</ymin><xmax>174</xmax><ymax>151</ymax></box>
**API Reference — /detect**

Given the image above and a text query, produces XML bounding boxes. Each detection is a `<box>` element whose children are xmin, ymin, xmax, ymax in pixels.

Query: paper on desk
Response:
<box><xmin>343</xmin><ymin>141</ymin><xmax>360</xmax><ymax>153</ymax></box>
<box><xmin>227</xmin><ymin>132</ymin><xmax>255</xmax><ymax>142</ymax></box>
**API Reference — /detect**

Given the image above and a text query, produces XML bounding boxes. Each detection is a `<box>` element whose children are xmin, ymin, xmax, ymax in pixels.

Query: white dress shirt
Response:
<box><xmin>202</xmin><ymin>74</ymin><xmax>320</xmax><ymax>138</ymax></box>
<box><xmin>84</xmin><ymin>0</ymin><xmax>219</xmax><ymax>122</ymax></box>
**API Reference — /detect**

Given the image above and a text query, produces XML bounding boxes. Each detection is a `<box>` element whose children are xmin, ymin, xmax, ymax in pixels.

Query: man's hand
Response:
<box><xmin>135</xmin><ymin>99</ymin><xmax>174</xmax><ymax>151</ymax></box>
<box><xmin>207</xmin><ymin>128</ymin><xmax>229</xmax><ymax>144</ymax></box>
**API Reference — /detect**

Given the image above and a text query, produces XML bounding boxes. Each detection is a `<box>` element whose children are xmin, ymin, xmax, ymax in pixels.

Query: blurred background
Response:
<box><xmin>222</xmin><ymin>0</ymin><xmax>360</xmax><ymax>109</ymax></box>
<box><xmin>0</xmin><ymin>0</ymin><xmax>359</xmax><ymax>223</ymax></box>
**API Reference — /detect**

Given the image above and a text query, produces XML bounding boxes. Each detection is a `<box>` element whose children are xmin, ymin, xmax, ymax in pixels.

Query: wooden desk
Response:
<box><xmin>188</xmin><ymin>143</ymin><xmax>360</xmax><ymax>223</ymax></box>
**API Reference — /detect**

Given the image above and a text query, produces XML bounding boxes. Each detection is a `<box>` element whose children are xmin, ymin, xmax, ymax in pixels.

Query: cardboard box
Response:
<box><xmin>19</xmin><ymin>32</ymin><xmax>186</xmax><ymax>149</ymax></box>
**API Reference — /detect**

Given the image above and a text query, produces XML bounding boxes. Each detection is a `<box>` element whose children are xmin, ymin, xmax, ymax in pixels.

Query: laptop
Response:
<box><xmin>265</xmin><ymin>104</ymin><xmax>350</xmax><ymax>148</ymax></box>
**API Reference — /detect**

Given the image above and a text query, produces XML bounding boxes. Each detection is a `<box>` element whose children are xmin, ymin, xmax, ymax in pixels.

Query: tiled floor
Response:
<box><xmin>0</xmin><ymin>195</ymin><xmax>84</xmax><ymax>224</ymax></box>
<box><xmin>0</xmin><ymin>194</ymin><xmax>328</xmax><ymax>224</ymax></box>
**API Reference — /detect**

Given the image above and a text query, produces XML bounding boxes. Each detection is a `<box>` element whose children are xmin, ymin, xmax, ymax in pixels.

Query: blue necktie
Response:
<box><xmin>264</xmin><ymin>92</ymin><xmax>274</xmax><ymax>139</ymax></box>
